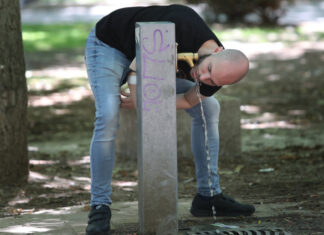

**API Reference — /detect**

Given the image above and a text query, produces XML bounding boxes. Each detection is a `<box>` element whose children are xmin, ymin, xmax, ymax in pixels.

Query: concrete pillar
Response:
<box><xmin>116</xmin><ymin>95</ymin><xmax>241</xmax><ymax>160</ymax></box>
<box><xmin>135</xmin><ymin>22</ymin><xmax>178</xmax><ymax>235</ymax></box>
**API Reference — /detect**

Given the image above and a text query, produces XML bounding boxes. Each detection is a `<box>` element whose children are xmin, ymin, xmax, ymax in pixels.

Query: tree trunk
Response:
<box><xmin>0</xmin><ymin>0</ymin><xmax>28</xmax><ymax>184</ymax></box>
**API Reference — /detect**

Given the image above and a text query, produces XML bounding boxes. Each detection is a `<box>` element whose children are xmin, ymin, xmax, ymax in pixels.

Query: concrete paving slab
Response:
<box><xmin>0</xmin><ymin>199</ymin><xmax>309</xmax><ymax>234</ymax></box>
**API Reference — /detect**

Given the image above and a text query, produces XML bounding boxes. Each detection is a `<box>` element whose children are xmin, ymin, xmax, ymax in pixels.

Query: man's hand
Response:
<box><xmin>120</xmin><ymin>88</ymin><xmax>135</xmax><ymax>109</ymax></box>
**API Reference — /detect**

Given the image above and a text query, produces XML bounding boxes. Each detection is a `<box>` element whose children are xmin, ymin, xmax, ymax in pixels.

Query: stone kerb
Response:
<box><xmin>116</xmin><ymin>94</ymin><xmax>241</xmax><ymax>159</ymax></box>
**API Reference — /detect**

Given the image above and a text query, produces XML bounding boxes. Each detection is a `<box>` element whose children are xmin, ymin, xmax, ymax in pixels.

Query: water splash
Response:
<box><xmin>195</xmin><ymin>80</ymin><xmax>217</xmax><ymax>220</ymax></box>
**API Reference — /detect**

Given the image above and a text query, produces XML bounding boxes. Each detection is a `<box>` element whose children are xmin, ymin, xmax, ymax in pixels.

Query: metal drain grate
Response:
<box><xmin>187</xmin><ymin>228</ymin><xmax>292</xmax><ymax>235</ymax></box>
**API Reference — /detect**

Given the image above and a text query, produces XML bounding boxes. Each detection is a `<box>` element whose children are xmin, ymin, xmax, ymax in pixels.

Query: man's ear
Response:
<box><xmin>197</xmin><ymin>39</ymin><xmax>220</xmax><ymax>56</ymax></box>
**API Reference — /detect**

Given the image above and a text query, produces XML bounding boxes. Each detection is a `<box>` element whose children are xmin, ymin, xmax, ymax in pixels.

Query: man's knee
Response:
<box><xmin>203</xmin><ymin>96</ymin><xmax>220</xmax><ymax>117</ymax></box>
<box><xmin>94</xmin><ymin>106</ymin><xmax>120</xmax><ymax>136</ymax></box>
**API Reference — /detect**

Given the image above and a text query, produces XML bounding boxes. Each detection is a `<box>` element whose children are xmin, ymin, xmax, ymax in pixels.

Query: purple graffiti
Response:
<box><xmin>141</xmin><ymin>27</ymin><xmax>171</xmax><ymax>112</ymax></box>
<box><xmin>142</xmin><ymin>29</ymin><xmax>170</xmax><ymax>55</ymax></box>
<box><xmin>143</xmin><ymin>83</ymin><xmax>162</xmax><ymax>101</ymax></box>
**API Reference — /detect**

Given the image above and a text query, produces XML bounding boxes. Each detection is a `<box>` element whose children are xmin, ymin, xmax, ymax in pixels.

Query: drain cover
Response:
<box><xmin>187</xmin><ymin>227</ymin><xmax>291</xmax><ymax>235</ymax></box>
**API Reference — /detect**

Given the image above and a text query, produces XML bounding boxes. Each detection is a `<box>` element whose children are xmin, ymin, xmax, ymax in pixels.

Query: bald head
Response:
<box><xmin>192</xmin><ymin>49</ymin><xmax>249</xmax><ymax>87</ymax></box>
<box><xmin>210</xmin><ymin>49</ymin><xmax>249</xmax><ymax>85</ymax></box>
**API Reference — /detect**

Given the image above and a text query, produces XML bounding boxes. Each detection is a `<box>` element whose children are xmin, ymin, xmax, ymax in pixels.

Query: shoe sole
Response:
<box><xmin>190</xmin><ymin>207</ymin><xmax>254</xmax><ymax>217</ymax></box>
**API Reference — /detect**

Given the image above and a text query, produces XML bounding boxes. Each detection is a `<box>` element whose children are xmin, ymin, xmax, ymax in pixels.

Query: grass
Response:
<box><xmin>26</xmin><ymin>0</ymin><xmax>106</xmax><ymax>5</ymax></box>
<box><xmin>27</xmin><ymin>76</ymin><xmax>88</xmax><ymax>94</ymax></box>
<box><xmin>214</xmin><ymin>26</ymin><xmax>324</xmax><ymax>43</ymax></box>
<box><xmin>22</xmin><ymin>23</ymin><xmax>323</xmax><ymax>53</ymax></box>
<box><xmin>215</xmin><ymin>27</ymin><xmax>283</xmax><ymax>42</ymax></box>
<box><xmin>22</xmin><ymin>23</ymin><xmax>93</xmax><ymax>52</ymax></box>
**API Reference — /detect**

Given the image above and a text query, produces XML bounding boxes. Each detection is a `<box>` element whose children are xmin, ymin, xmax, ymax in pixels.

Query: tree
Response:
<box><xmin>0</xmin><ymin>0</ymin><xmax>28</xmax><ymax>183</ymax></box>
<box><xmin>186</xmin><ymin>0</ymin><xmax>294</xmax><ymax>25</ymax></box>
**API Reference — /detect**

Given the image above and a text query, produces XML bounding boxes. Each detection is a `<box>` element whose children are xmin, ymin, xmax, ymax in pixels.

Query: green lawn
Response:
<box><xmin>22</xmin><ymin>23</ymin><xmax>322</xmax><ymax>53</ymax></box>
<box><xmin>22</xmin><ymin>23</ymin><xmax>93</xmax><ymax>52</ymax></box>
<box><xmin>215</xmin><ymin>26</ymin><xmax>323</xmax><ymax>43</ymax></box>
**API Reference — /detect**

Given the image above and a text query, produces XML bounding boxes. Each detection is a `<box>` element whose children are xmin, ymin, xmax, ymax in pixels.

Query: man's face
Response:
<box><xmin>190</xmin><ymin>55</ymin><xmax>221</xmax><ymax>86</ymax></box>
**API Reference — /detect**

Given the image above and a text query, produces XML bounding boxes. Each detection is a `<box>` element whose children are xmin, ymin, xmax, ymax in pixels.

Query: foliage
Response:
<box><xmin>185</xmin><ymin>0</ymin><xmax>294</xmax><ymax>25</ymax></box>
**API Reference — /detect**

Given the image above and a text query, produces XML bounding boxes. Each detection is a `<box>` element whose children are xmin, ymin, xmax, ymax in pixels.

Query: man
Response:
<box><xmin>85</xmin><ymin>4</ymin><xmax>254</xmax><ymax>235</ymax></box>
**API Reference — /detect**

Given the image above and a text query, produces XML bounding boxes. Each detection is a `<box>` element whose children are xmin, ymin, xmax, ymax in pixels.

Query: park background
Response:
<box><xmin>0</xmin><ymin>0</ymin><xmax>323</xmax><ymax>234</ymax></box>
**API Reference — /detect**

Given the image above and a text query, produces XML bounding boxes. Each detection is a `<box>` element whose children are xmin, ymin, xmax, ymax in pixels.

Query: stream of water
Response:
<box><xmin>195</xmin><ymin>80</ymin><xmax>217</xmax><ymax>220</ymax></box>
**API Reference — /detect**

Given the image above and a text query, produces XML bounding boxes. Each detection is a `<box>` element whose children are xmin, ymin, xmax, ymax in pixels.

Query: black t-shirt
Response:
<box><xmin>96</xmin><ymin>4</ymin><xmax>222</xmax><ymax>96</ymax></box>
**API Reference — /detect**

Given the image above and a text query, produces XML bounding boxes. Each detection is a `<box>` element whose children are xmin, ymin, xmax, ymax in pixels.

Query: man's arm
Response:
<box><xmin>129</xmin><ymin>58</ymin><xmax>136</xmax><ymax>71</ymax></box>
<box><xmin>121</xmin><ymin>80</ymin><xmax>205</xmax><ymax>110</ymax></box>
<box><xmin>123</xmin><ymin>57</ymin><xmax>206</xmax><ymax>110</ymax></box>
<box><xmin>176</xmin><ymin>85</ymin><xmax>206</xmax><ymax>109</ymax></box>
<box><xmin>120</xmin><ymin>71</ymin><xmax>137</xmax><ymax>110</ymax></box>
<box><xmin>198</xmin><ymin>39</ymin><xmax>223</xmax><ymax>56</ymax></box>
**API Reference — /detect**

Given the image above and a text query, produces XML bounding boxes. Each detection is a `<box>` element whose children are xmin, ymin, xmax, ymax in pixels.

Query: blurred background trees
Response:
<box><xmin>185</xmin><ymin>0</ymin><xmax>295</xmax><ymax>25</ymax></box>
<box><xmin>19</xmin><ymin>0</ymin><xmax>296</xmax><ymax>25</ymax></box>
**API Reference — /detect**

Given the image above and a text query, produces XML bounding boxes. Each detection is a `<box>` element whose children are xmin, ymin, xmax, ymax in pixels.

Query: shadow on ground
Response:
<box><xmin>0</xmin><ymin>46</ymin><xmax>323</xmax><ymax>234</ymax></box>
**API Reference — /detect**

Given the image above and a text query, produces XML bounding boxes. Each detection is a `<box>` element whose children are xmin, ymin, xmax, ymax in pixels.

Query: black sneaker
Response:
<box><xmin>190</xmin><ymin>193</ymin><xmax>255</xmax><ymax>217</ymax></box>
<box><xmin>86</xmin><ymin>205</ymin><xmax>111</xmax><ymax>235</ymax></box>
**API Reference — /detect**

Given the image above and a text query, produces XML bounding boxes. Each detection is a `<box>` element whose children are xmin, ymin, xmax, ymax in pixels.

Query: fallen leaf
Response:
<box><xmin>259</xmin><ymin>168</ymin><xmax>275</xmax><ymax>173</ymax></box>
<box><xmin>83</xmin><ymin>205</ymin><xmax>91</xmax><ymax>212</ymax></box>
<box><xmin>234</xmin><ymin>165</ymin><xmax>244</xmax><ymax>173</ymax></box>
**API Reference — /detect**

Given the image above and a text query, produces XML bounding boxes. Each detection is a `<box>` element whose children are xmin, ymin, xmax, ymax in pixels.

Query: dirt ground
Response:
<box><xmin>0</xmin><ymin>42</ymin><xmax>323</xmax><ymax>234</ymax></box>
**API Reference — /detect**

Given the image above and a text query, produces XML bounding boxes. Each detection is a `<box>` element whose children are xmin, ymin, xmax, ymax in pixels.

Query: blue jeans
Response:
<box><xmin>85</xmin><ymin>28</ymin><xmax>221</xmax><ymax>206</ymax></box>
